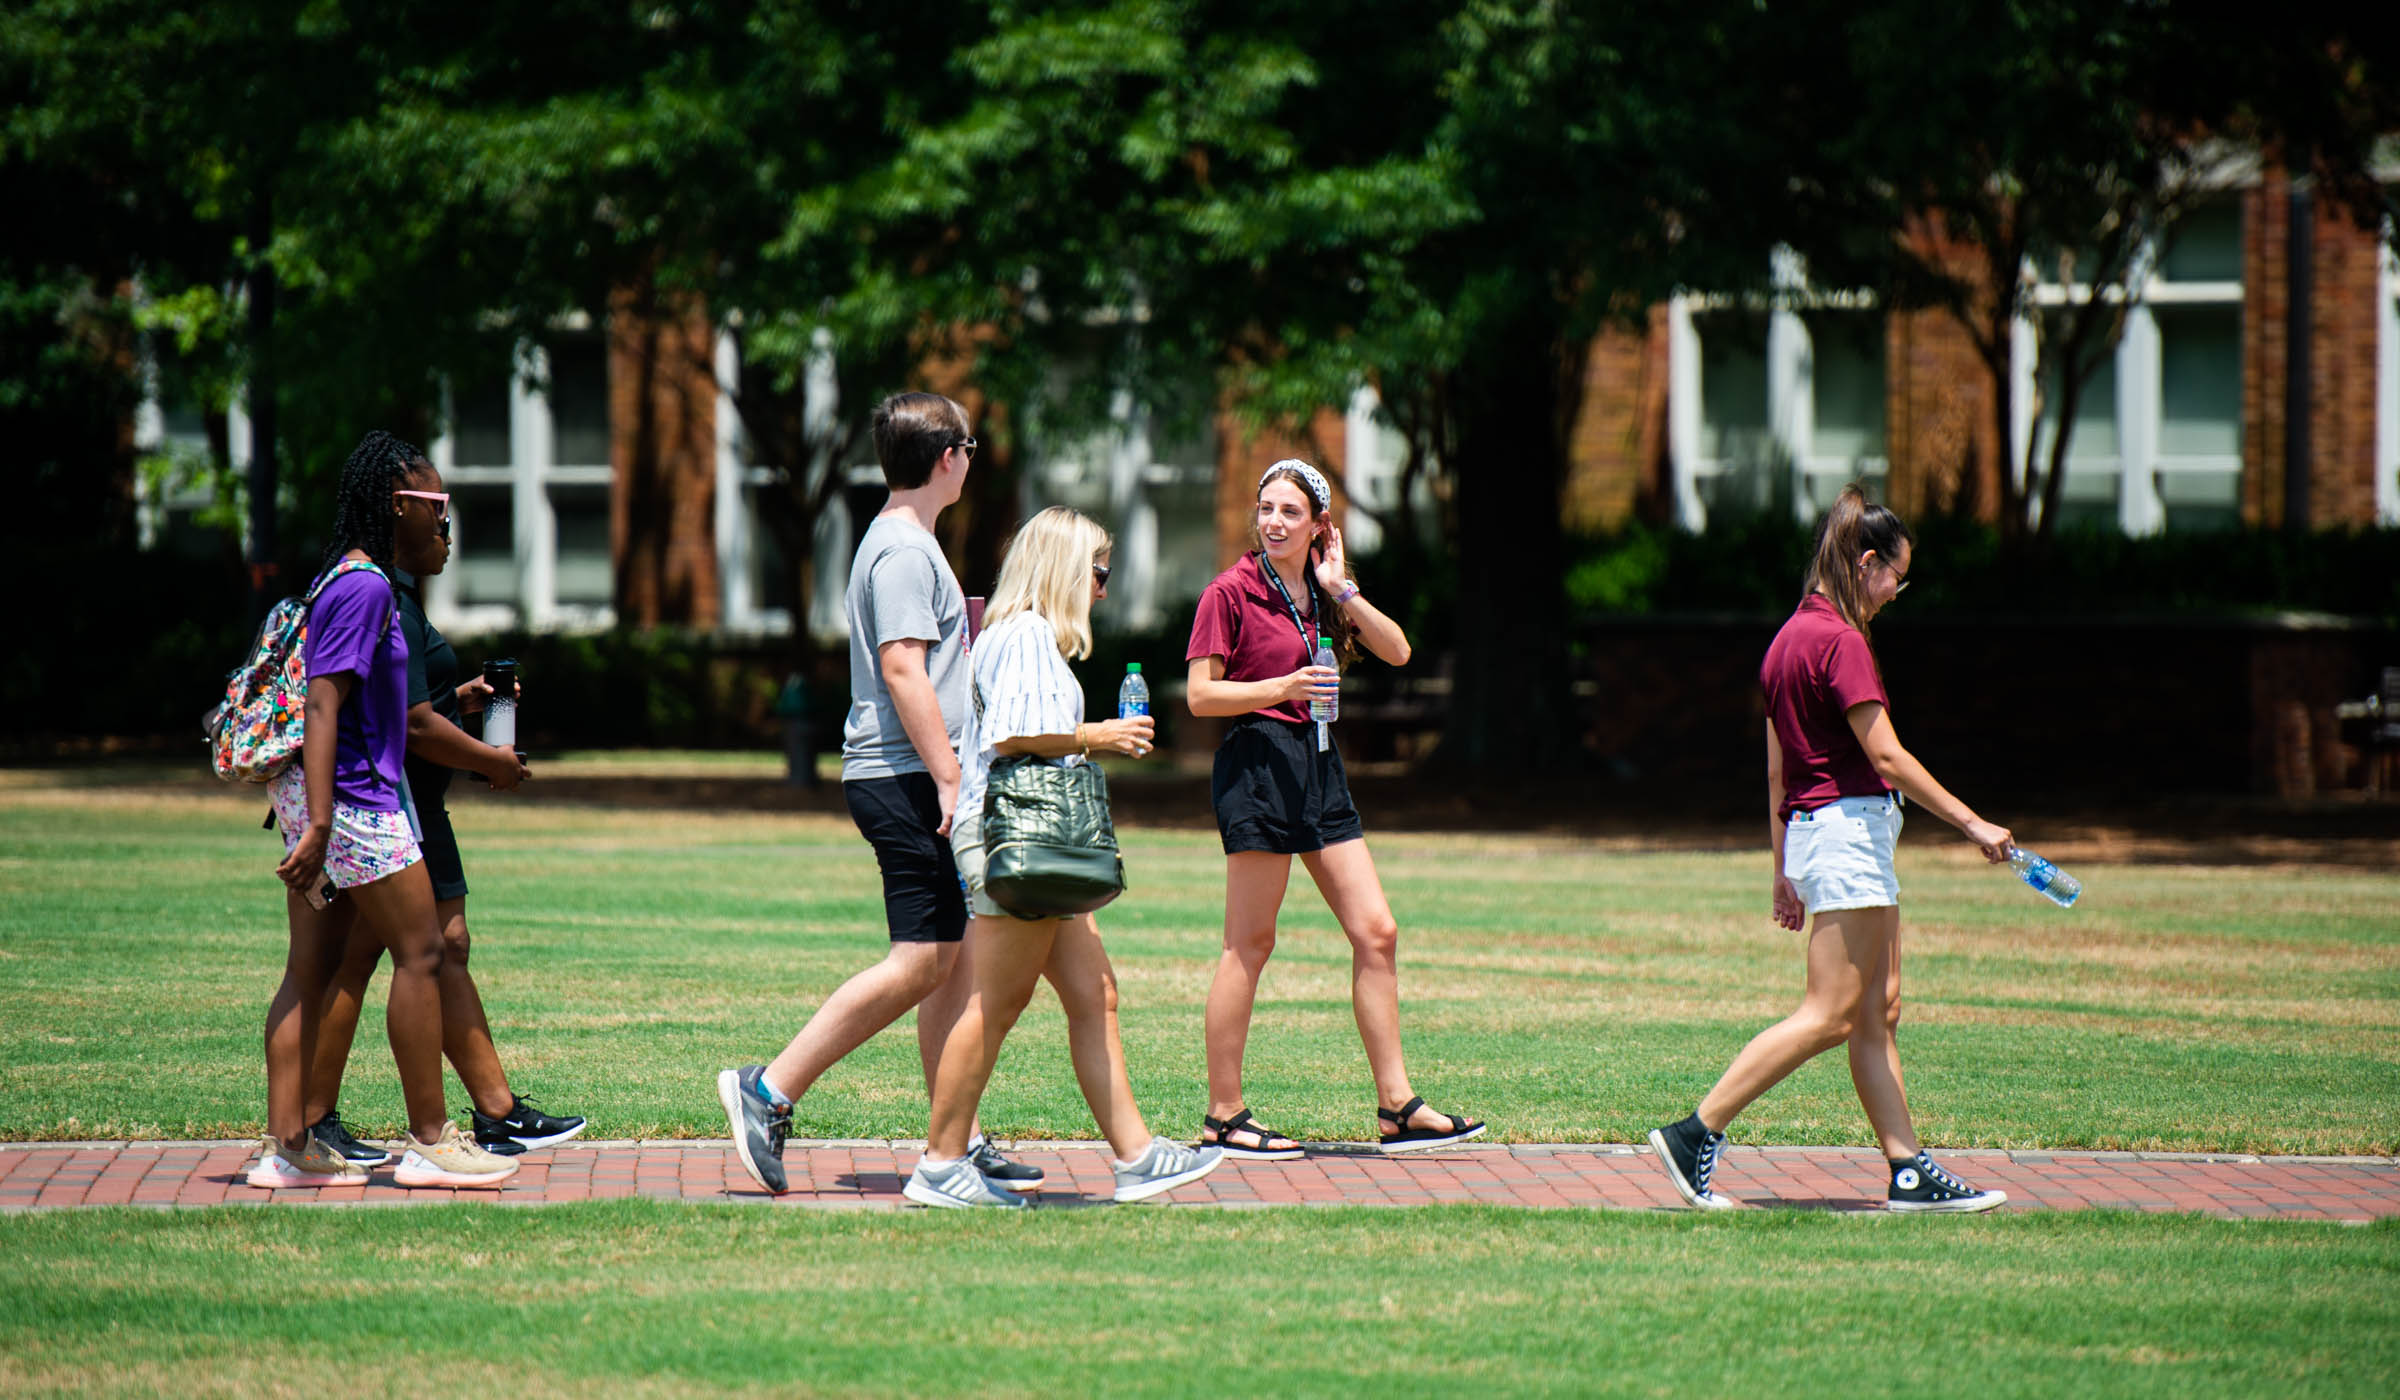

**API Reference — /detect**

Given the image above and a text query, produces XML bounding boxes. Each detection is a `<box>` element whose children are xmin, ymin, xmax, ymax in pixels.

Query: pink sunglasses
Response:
<box><xmin>393</xmin><ymin>489</ymin><xmax>451</xmax><ymax>538</ymax></box>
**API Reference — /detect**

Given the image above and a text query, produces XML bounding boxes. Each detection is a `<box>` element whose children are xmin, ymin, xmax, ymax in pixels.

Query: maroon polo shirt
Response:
<box><xmin>1186</xmin><ymin>554</ymin><xmax>1347</xmax><ymax>723</ymax></box>
<box><xmin>1761</xmin><ymin>593</ymin><xmax>1893</xmax><ymax>819</ymax></box>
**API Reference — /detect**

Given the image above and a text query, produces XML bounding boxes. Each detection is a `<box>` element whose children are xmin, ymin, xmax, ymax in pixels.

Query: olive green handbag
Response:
<box><xmin>974</xmin><ymin>671</ymin><xmax>1126</xmax><ymax>919</ymax></box>
<box><xmin>980</xmin><ymin>753</ymin><xmax>1126</xmax><ymax>918</ymax></box>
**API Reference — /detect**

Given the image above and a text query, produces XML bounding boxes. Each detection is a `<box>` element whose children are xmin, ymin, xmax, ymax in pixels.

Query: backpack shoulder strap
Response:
<box><xmin>304</xmin><ymin>559</ymin><xmax>399</xmax><ymax>643</ymax></box>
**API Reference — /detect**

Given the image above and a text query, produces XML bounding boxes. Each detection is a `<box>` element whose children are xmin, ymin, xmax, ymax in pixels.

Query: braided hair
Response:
<box><xmin>318</xmin><ymin>430</ymin><xmax>429</xmax><ymax>574</ymax></box>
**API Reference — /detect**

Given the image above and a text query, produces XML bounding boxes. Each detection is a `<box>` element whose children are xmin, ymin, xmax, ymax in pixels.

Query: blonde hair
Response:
<box><xmin>986</xmin><ymin>506</ymin><xmax>1113</xmax><ymax>660</ymax></box>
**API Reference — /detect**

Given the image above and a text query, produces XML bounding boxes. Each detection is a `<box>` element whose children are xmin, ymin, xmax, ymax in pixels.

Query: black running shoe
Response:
<box><xmin>471</xmin><ymin>1095</ymin><xmax>588</xmax><ymax>1157</ymax></box>
<box><xmin>1647</xmin><ymin>1115</ymin><xmax>1737</xmax><ymax>1211</ymax></box>
<box><xmin>310</xmin><ymin>1110</ymin><xmax>392</xmax><ymax>1168</ymax></box>
<box><xmin>1887</xmin><ymin>1154</ymin><xmax>2007</xmax><ymax>1213</ymax></box>
<box><xmin>968</xmin><ymin>1133</ymin><xmax>1045</xmax><ymax>1193</ymax></box>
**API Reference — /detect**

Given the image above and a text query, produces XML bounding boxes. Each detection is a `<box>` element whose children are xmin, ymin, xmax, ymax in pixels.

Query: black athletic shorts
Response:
<box><xmin>415</xmin><ymin>799</ymin><xmax>469</xmax><ymax>902</ymax></box>
<box><xmin>843</xmin><ymin>772</ymin><xmax>968</xmax><ymax>943</ymax></box>
<box><xmin>1211</xmin><ymin>714</ymin><xmax>1365</xmax><ymax>856</ymax></box>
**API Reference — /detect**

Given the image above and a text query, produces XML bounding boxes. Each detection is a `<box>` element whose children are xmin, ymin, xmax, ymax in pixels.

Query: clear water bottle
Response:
<box><xmin>1309</xmin><ymin>635</ymin><xmax>1338</xmax><ymax>724</ymax></box>
<box><xmin>2006</xmin><ymin>846</ymin><xmax>2081</xmax><ymax>908</ymax></box>
<box><xmin>1309</xmin><ymin>634</ymin><xmax>1337</xmax><ymax>753</ymax></box>
<box><xmin>1117</xmin><ymin>663</ymin><xmax>1149</xmax><ymax>719</ymax></box>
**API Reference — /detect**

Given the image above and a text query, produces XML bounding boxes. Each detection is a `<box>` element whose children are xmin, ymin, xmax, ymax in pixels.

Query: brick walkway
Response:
<box><xmin>4</xmin><ymin>1140</ymin><xmax>2394</xmax><ymax>1220</ymax></box>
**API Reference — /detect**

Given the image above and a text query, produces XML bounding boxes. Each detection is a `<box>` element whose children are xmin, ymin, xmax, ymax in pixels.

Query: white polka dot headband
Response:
<box><xmin>1258</xmin><ymin>459</ymin><xmax>1332</xmax><ymax>513</ymax></box>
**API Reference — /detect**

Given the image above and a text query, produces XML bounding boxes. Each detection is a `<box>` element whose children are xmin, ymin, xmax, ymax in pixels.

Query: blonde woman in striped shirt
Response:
<box><xmin>904</xmin><ymin>507</ymin><xmax>1225</xmax><ymax>1208</ymax></box>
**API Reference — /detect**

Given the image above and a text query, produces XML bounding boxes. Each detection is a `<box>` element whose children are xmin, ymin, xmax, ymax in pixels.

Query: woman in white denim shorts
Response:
<box><xmin>1648</xmin><ymin>485</ymin><xmax>2018</xmax><ymax>1215</ymax></box>
<box><xmin>904</xmin><ymin>507</ymin><xmax>1224</xmax><ymax>1208</ymax></box>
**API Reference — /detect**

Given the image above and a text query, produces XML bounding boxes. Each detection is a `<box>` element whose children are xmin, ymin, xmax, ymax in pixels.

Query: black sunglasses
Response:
<box><xmin>1092</xmin><ymin>564</ymin><xmax>1111</xmax><ymax>587</ymax></box>
<box><xmin>949</xmin><ymin>436</ymin><xmax>978</xmax><ymax>461</ymax></box>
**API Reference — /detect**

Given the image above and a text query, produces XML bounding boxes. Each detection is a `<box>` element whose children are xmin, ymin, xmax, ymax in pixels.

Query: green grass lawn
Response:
<box><xmin>3</xmin><ymin>767</ymin><xmax>2394</xmax><ymax>1154</ymax></box>
<box><xmin>0</xmin><ymin>1204</ymin><xmax>2392</xmax><ymax>1398</ymax></box>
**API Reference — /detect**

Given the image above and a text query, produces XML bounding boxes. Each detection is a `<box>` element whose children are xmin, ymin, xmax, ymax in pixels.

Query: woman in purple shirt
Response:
<box><xmin>257</xmin><ymin>432</ymin><xmax>517</xmax><ymax>1190</ymax></box>
<box><xmin>1647</xmin><ymin>485</ymin><xmax>2016</xmax><ymax>1214</ymax></box>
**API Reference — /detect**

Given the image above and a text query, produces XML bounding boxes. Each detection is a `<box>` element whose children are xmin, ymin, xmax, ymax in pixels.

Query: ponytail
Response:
<box><xmin>1802</xmin><ymin>483</ymin><xmax>1912</xmax><ymax>637</ymax></box>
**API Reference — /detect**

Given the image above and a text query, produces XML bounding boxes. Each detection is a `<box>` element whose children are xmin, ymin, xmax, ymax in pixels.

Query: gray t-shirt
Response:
<box><xmin>840</xmin><ymin>513</ymin><xmax>970</xmax><ymax>781</ymax></box>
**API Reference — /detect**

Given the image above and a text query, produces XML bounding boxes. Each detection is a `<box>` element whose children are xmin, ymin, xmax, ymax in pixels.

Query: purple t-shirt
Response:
<box><xmin>304</xmin><ymin>566</ymin><xmax>408</xmax><ymax>812</ymax></box>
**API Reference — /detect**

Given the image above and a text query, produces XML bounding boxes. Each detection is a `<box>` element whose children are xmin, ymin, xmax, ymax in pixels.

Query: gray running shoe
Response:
<box><xmin>967</xmin><ymin>1133</ymin><xmax>1045</xmax><ymax>1193</ymax></box>
<box><xmin>904</xmin><ymin>1154</ymin><xmax>1029</xmax><ymax>1209</ymax></box>
<box><xmin>717</xmin><ymin>1066</ymin><xmax>791</xmax><ymax>1194</ymax></box>
<box><xmin>1111</xmin><ymin>1136</ymin><xmax>1225</xmax><ymax>1204</ymax></box>
<box><xmin>1888</xmin><ymin>1154</ymin><xmax>2007</xmax><ymax>1213</ymax></box>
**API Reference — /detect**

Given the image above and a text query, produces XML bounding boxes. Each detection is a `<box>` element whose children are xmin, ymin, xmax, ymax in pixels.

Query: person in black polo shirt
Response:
<box><xmin>301</xmin><ymin>475</ymin><xmax>586</xmax><ymax>1164</ymax></box>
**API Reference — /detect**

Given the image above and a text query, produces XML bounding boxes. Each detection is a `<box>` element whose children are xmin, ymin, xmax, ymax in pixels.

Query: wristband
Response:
<box><xmin>1333</xmin><ymin>582</ymin><xmax>1360</xmax><ymax>604</ymax></box>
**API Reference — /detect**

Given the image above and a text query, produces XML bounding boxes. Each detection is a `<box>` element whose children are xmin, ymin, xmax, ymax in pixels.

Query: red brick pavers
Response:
<box><xmin>3</xmin><ymin>1141</ymin><xmax>2393</xmax><ymax>1220</ymax></box>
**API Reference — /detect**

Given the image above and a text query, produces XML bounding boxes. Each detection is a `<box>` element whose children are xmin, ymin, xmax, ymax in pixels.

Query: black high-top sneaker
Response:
<box><xmin>1647</xmin><ymin>1115</ymin><xmax>1737</xmax><ymax>1210</ymax></box>
<box><xmin>1887</xmin><ymin>1153</ymin><xmax>2007</xmax><ymax>1213</ymax></box>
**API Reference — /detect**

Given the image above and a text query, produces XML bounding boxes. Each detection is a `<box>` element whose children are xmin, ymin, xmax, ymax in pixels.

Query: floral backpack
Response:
<box><xmin>205</xmin><ymin>559</ymin><xmax>395</xmax><ymax>783</ymax></box>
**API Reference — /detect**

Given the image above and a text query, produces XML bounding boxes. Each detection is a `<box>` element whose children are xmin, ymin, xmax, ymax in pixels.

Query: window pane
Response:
<box><xmin>552</xmin><ymin>484</ymin><xmax>614</xmax><ymax>605</ymax></box>
<box><xmin>1697</xmin><ymin>312</ymin><xmax>1769</xmax><ymax>463</ymax></box>
<box><xmin>2033</xmin><ymin>326</ymin><xmax>2119</xmax><ymax>460</ymax></box>
<box><xmin>746</xmin><ymin>483</ymin><xmax>796</xmax><ymax>615</ymax></box>
<box><xmin>2157</xmin><ymin>305</ymin><xmax>2241</xmax><ymax>457</ymax></box>
<box><xmin>2161</xmin><ymin>200</ymin><xmax>2242</xmax><ymax>284</ymax></box>
<box><xmin>453</xmin><ymin>379</ymin><xmax>511</xmax><ymax>467</ymax></box>
<box><xmin>1806</xmin><ymin>312</ymin><xmax>1887</xmax><ymax>464</ymax></box>
<box><xmin>450</xmin><ymin>485</ymin><xmax>516</xmax><ymax>605</ymax></box>
<box><xmin>549</xmin><ymin>338</ymin><xmax>612</xmax><ymax>468</ymax></box>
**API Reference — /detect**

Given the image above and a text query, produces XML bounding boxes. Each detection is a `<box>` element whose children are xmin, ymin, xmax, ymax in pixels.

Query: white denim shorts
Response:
<box><xmin>1784</xmin><ymin>794</ymin><xmax>1902</xmax><ymax>913</ymax></box>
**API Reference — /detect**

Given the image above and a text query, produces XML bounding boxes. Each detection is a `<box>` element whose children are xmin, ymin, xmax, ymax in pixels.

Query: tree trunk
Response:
<box><xmin>245</xmin><ymin>189</ymin><xmax>278</xmax><ymax>620</ymax></box>
<box><xmin>1437</xmin><ymin>323</ymin><xmax>1580</xmax><ymax>772</ymax></box>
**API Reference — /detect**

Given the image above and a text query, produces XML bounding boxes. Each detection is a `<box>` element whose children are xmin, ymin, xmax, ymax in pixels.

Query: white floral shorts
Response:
<box><xmin>270</xmin><ymin>767</ymin><xmax>422</xmax><ymax>891</ymax></box>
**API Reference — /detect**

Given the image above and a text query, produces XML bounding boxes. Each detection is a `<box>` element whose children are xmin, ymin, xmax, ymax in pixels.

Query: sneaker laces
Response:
<box><xmin>1918</xmin><ymin>1156</ymin><xmax>1976</xmax><ymax>1197</ymax></box>
<box><xmin>1692</xmin><ymin>1132</ymin><xmax>1723</xmax><ymax>1194</ymax></box>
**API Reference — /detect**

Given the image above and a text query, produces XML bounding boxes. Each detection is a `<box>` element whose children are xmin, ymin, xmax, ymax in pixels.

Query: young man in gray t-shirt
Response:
<box><xmin>716</xmin><ymin>391</ymin><xmax>1038</xmax><ymax>1195</ymax></box>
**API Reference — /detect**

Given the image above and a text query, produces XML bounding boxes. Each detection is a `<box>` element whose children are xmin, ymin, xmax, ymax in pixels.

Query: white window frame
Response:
<box><xmin>2018</xmin><ymin>208</ymin><xmax>2245</xmax><ymax>536</ymax></box>
<box><xmin>424</xmin><ymin>339</ymin><xmax>617</xmax><ymax>633</ymax></box>
<box><xmin>1668</xmin><ymin>249</ymin><xmax>1888</xmax><ymax>531</ymax></box>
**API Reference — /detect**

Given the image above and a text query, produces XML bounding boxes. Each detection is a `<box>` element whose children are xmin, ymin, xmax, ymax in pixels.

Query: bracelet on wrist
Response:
<box><xmin>1333</xmin><ymin>582</ymin><xmax>1360</xmax><ymax>604</ymax></box>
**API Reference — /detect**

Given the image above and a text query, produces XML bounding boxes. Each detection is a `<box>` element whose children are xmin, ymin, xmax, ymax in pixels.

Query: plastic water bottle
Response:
<box><xmin>1310</xmin><ymin>634</ymin><xmax>1337</xmax><ymax>752</ymax></box>
<box><xmin>1310</xmin><ymin>636</ymin><xmax>1338</xmax><ymax>724</ymax></box>
<box><xmin>2006</xmin><ymin>846</ymin><xmax>2082</xmax><ymax>908</ymax></box>
<box><xmin>1117</xmin><ymin>663</ymin><xmax>1149</xmax><ymax>719</ymax></box>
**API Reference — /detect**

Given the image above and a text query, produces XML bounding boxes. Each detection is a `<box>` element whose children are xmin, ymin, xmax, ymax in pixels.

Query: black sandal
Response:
<box><xmin>1200</xmin><ymin>1109</ymin><xmax>1305</xmax><ymax>1160</ymax></box>
<box><xmin>1376</xmin><ymin>1096</ymin><xmax>1487</xmax><ymax>1153</ymax></box>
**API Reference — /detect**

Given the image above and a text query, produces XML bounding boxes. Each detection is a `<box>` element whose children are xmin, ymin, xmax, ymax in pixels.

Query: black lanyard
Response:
<box><xmin>1255</xmin><ymin>552</ymin><xmax>1319</xmax><ymax>652</ymax></box>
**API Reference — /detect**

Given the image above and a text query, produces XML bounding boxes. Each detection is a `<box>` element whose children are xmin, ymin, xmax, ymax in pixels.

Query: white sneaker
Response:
<box><xmin>903</xmin><ymin>1155</ymin><xmax>1028</xmax><ymax>1209</ymax></box>
<box><xmin>393</xmin><ymin>1120</ymin><xmax>520</xmax><ymax>1188</ymax></box>
<box><xmin>247</xmin><ymin>1135</ymin><xmax>369</xmax><ymax>1189</ymax></box>
<box><xmin>1112</xmin><ymin>1137</ymin><xmax>1225</xmax><ymax>1204</ymax></box>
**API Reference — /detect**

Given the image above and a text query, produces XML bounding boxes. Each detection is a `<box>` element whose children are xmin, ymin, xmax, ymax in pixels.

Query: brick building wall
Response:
<box><xmin>2236</xmin><ymin>171</ymin><xmax>2383</xmax><ymax>531</ymax></box>
<box><xmin>607</xmin><ymin>279</ymin><xmax>721</xmax><ymax>627</ymax></box>
<box><xmin>1561</xmin><ymin>309</ymin><xmax>1670</xmax><ymax>530</ymax></box>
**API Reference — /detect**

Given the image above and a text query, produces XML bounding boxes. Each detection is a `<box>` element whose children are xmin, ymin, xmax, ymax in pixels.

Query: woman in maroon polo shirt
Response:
<box><xmin>1183</xmin><ymin>459</ymin><xmax>1485</xmax><ymax>1158</ymax></box>
<box><xmin>1648</xmin><ymin>484</ymin><xmax>2014</xmax><ymax>1213</ymax></box>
